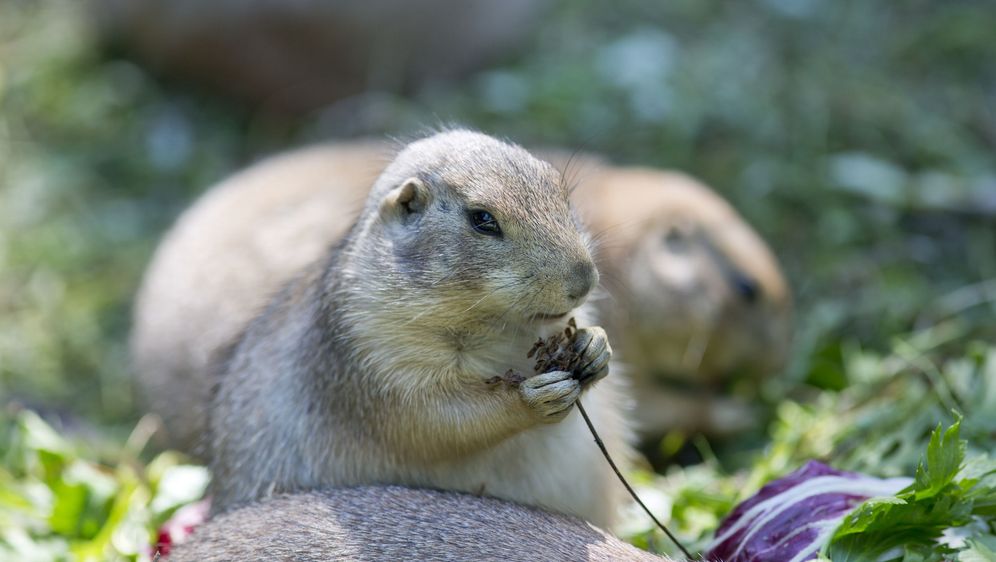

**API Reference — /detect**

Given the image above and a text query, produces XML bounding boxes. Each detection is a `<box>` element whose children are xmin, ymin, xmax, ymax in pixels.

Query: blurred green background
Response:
<box><xmin>2</xmin><ymin>0</ymin><xmax>996</xmax><ymax>558</ymax></box>
<box><xmin>3</xmin><ymin>0</ymin><xmax>993</xmax><ymax>429</ymax></box>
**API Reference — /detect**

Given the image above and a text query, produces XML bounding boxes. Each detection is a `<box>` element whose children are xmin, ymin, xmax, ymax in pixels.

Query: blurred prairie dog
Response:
<box><xmin>136</xmin><ymin>130</ymin><xmax>629</xmax><ymax>524</ymax></box>
<box><xmin>170</xmin><ymin>487</ymin><xmax>670</xmax><ymax>562</ymax></box>
<box><xmin>551</xmin><ymin>153</ymin><xmax>792</xmax><ymax>436</ymax></box>
<box><xmin>94</xmin><ymin>0</ymin><xmax>551</xmax><ymax>113</ymax></box>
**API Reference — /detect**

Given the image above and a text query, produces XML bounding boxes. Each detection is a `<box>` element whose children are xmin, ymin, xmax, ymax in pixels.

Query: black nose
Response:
<box><xmin>566</xmin><ymin>260</ymin><xmax>598</xmax><ymax>301</ymax></box>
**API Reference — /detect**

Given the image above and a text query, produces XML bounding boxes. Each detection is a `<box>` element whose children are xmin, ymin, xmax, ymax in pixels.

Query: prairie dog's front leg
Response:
<box><xmin>381</xmin><ymin>376</ymin><xmax>578</xmax><ymax>463</ymax></box>
<box><xmin>520</xmin><ymin>370</ymin><xmax>582</xmax><ymax>422</ymax></box>
<box><xmin>521</xmin><ymin>324</ymin><xmax>613</xmax><ymax>422</ymax></box>
<box><xmin>381</xmin><ymin>325</ymin><xmax>613</xmax><ymax>462</ymax></box>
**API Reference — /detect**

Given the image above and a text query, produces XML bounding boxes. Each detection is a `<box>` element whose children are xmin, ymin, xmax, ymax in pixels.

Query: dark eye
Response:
<box><xmin>469</xmin><ymin>210</ymin><xmax>502</xmax><ymax>237</ymax></box>
<box><xmin>731</xmin><ymin>272</ymin><xmax>760</xmax><ymax>304</ymax></box>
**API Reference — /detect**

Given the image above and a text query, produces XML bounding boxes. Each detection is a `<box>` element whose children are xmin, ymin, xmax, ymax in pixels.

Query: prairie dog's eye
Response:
<box><xmin>469</xmin><ymin>210</ymin><xmax>502</xmax><ymax>237</ymax></box>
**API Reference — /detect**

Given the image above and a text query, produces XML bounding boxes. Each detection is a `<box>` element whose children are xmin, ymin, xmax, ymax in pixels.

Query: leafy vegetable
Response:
<box><xmin>824</xmin><ymin>419</ymin><xmax>996</xmax><ymax>562</ymax></box>
<box><xmin>705</xmin><ymin>461</ymin><xmax>910</xmax><ymax>562</ymax></box>
<box><xmin>701</xmin><ymin>419</ymin><xmax>996</xmax><ymax>562</ymax></box>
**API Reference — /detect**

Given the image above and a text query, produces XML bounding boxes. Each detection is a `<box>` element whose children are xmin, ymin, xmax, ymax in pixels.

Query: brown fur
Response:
<box><xmin>170</xmin><ymin>487</ymin><xmax>670</xmax><ymax>562</ymax></box>
<box><xmin>136</xmin><ymin>130</ymin><xmax>630</xmax><ymax>525</ymax></box>
<box><xmin>94</xmin><ymin>0</ymin><xmax>550</xmax><ymax>113</ymax></box>
<box><xmin>550</xmin><ymin>154</ymin><xmax>792</xmax><ymax>436</ymax></box>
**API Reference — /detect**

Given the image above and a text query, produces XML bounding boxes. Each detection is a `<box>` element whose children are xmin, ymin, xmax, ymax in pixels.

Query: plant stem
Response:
<box><xmin>576</xmin><ymin>399</ymin><xmax>696</xmax><ymax>560</ymax></box>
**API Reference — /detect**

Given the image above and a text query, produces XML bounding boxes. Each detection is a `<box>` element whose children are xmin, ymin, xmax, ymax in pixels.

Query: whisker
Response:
<box><xmin>504</xmin><ymin>285</ymin><xmax>544</xmax><ymax>345</ymax></box>
<box><xmin>681</xmin><ymin>311</ymin><xmax>718</xmax><ymax>374</ymax></box>
<box><xmin>460</xmin><ymin>278</ymin><xmax>525</xmax><ymax>315</ymax></box>
<box><xmin>557</xmin><ymin>137</ymin><xmax>600</xmax><ymax>197</ymax></box>
<box><xmin>493</xmin><ymin>277</ymin><xmax>540</xmax><ymax>326</ymax></box>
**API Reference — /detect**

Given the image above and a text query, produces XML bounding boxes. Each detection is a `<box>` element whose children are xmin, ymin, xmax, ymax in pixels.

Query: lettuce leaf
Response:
<box><xmin>825</xmin><ymin>419</ymin><xmax>996</xmax><ymax>562</ymax></box>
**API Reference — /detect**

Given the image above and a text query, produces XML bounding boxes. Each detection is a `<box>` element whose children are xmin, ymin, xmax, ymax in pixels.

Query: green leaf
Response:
<box><xmin>18</xmin><ymin>411</ymin><xmax>73</xmax><ymax>457</ymax></box>
<box><xmin>831</xmin><ymin>496</ymin><xmax>908</xmax><ymax>538</ymax></box>
<box><xmin>825</xmin><ymin>419</ymin><xmax>982</xmax><ymax>561</ymax></box>
<box><xmin>914</xmin><ymin>419</ymin><xmax>965</xmax><ymax>500</ymax></box>
<box><xmin>48</xmin><ymin>481</ymin><xmax>88</xmax><ymax>537</ymax></box>
<box><xmin>960</xmin><ymin>537</ymin><xmax>996</xmax><ymax>562</ymax></box>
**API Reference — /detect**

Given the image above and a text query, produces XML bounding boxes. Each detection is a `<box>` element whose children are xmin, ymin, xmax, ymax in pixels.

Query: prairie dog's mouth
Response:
<box><xmin>534</xmin><ymin>311</ymin><xmax>571</xmax><ymax>322</ymax></box>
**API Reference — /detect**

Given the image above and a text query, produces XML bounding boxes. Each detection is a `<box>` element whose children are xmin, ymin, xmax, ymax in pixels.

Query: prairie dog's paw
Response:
<box><xmin>572</xmin><ymin>326</ymin><xmax>611</xmax><ymax>386</ymax></box>
<box><xmin>519</xmin><ymin>370</ymin><xmax>580</xmax><ymax>422</ymax></box>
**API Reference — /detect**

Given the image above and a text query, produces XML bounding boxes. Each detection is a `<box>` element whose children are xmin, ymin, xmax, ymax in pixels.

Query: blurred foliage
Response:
<box><xmin>0</xmin><ymin>406</ymin><xmax>207</xmax><ymax>561</ymax></box>
<box><xmin>0</xmin><ymin>1</ymin><xmax>253</xmax><ymax>423</ymax></box>
<box><xmin>2</xmin><ymin>0</ymin><xmax>994</xmax><ymax>426</ymax></box>
<box><xmin>1</xmin><ymin>0</ymin><xmax>995</xmax><ymax>558</ymax></box>
<box><xmin>622</xmin><ymin>341</ymin><xmax>996</xmax><ymax>558</ymax></box>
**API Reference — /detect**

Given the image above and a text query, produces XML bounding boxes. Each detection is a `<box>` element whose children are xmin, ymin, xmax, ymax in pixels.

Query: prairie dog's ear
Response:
<box><xmin>380</xmin><ymin>177</ymin><xmax>430</xmax><ymax>223</ymax></box>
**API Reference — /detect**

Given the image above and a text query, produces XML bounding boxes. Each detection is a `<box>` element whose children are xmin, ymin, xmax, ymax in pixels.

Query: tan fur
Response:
<box><xmin>170</xmin><ymin>487</ymin><xmax>670</xmax><ymax>562</ymax></box>
<box><xmin>135</xmin><ymin>130</ymin><xmax>630</xmax><ymax>526</ymax></box>
<box><xmin>553</xmin><ymin>155</ymin><xmax>792</xmax><ymax>436</ymax></box>
<box><xmin>131</xmin><ymin>141</ymin><xmax>388</xmax><ymax>456</ymax></box>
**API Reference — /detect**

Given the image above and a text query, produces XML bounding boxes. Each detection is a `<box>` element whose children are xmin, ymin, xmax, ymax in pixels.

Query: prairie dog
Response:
<box><xmin>555</xmin><ymin>155</ymin><xmax>792</xmax><ymax>436</ymax></box>
<box><xmin>170</xmin><ymin>487</ymin><xmax>669</xmax><ymax>562</ymax></box>
<box><xmin>132</xmin><ymin>141</ymin><xmax>789</xmax><ymax>454</ymax></box>
<box><xmin>138</xmin><ymin>130</ymin><xmax>629</xmax><ymax>525</ymax></box>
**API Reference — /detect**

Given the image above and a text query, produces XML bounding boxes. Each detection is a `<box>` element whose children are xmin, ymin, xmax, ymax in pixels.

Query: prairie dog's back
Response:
<box><xmin>131</xmin><ymin>141</ymin><xmax>389</xmax><ymax>454</ymax></box>
<box><xmin>170</xmin><ymin>487</ymin><xmax>669</xmax><ymax>562</ymax></box>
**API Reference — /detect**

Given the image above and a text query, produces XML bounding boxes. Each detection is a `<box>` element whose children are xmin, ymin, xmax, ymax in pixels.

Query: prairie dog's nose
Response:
<box><xmin>566</xmin><ymin>260</ymin><xmax>598</xmax><ymax>302</ymax></box>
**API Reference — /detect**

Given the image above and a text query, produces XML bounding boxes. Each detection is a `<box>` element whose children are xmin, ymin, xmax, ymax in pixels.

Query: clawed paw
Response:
<box><xmin>570</xmin><ymin>326</ymin><xmax>611</xmax><ymax>385</ymax></box>
<box><xmin>519</xmin><ymin>370</ymin><xmax>580</xmax><ymax>422</ymax></box>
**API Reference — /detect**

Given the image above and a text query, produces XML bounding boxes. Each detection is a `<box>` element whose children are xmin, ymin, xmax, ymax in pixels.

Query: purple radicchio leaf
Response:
<box><xmin>706</xmin><ymin>461</ymin><xmax>911</xmax><ymax>562</ymax></box>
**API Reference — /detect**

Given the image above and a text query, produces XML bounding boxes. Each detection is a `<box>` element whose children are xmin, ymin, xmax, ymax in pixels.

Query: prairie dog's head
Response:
<box><xmin>348</xmin><ymin>130</ymin><xmax>597</xmax><ymax>330</ymax></box>
<box><xmin>575</xmin><ymin>168</ymin><xmax>792</xmax><ymax>381</ymax></box>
